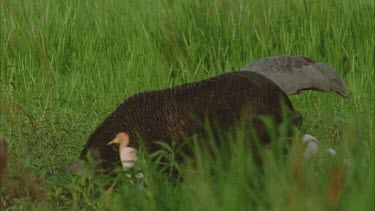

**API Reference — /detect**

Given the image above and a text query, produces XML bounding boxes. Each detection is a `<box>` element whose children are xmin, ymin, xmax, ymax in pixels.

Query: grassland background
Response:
<box><xmin>0</xmin><ymin>0</ymin><xmax>374</xmax><ymax>210</ymax></box>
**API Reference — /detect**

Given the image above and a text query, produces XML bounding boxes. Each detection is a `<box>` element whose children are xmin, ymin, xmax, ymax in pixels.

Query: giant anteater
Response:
<box><xmin>68</xmin><ymin>55</ymin><xmax>347</xmax><ymax>172</ymax></box>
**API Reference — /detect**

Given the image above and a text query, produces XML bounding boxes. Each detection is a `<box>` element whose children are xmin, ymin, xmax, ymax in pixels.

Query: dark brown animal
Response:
<box><xmin>0</xmin><ymin>134</ymin><xmax>7</xmax><ymax>182</ymax></box>
<box><xmin>69</xmin><ymin>55</ymin><xmax>348</xmax><ymax>173</ymax></box>
<box><xmin>69</xmin><ymin>71</ymin><xmax>302</xmax><ymax>172</ymax></box>
<box><xmin>0</xmin><ymin>135</ymin><xmax>46</xmax><ymax>208</ymax></box>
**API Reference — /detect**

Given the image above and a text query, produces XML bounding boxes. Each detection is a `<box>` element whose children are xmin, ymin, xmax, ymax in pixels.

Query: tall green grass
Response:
<box><xmin>1</xmin><ymin>0</ymin><xmax>374</xmax><ymax>210</ymax></box>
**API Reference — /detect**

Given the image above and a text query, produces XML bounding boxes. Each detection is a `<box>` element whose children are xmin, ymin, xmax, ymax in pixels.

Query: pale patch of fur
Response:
<box><xmin>302</xmin><ymin>134</ymin><xmax>337</xmax><ymax>159</ymax></box>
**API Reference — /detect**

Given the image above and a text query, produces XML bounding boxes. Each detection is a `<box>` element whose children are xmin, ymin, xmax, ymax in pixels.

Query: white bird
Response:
<box><xmin>107</xmin><ymin>132</ymin><xmax>138</xmax><ymax>170</ymax></box>
<box><xmin>107</xmin><ymin>132</ymin><xmax>143</xmax><ymax>179</ymax></box>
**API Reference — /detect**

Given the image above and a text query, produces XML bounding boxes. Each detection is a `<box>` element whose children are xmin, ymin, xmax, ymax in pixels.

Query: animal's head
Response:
<box><xmin>66</xmin><ymin>147</ymin><xmax>102</xmax><ymax>175</ymax></box>
<box><xmin>67</xmin><ymin>132</ymin><xmax>132</xmax><ymax>174</ymax></box>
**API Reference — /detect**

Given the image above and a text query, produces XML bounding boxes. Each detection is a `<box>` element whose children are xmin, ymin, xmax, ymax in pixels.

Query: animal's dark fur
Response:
<box><xmin>79</xmin><ymin>71</ymin><xmax>302</xmax><ymax>169</ymax></box>
<box><xmin>0</xmin><ymin>134</ymin><xmax>7</xmax><ymax>182</ymax></box>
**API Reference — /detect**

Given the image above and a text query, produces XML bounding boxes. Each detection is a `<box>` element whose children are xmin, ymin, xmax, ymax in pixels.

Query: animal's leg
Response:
<box><xmin>303</xmin><ymin>134</ymin><xmax>336</xmax><ymax>158</ymax></box>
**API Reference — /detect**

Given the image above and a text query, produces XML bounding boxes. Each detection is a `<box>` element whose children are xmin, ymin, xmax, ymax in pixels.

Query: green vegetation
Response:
<box><xmin>1</xmin><ymin>0</ymin><xmax>374</xmax><ymax>210</ymax></box>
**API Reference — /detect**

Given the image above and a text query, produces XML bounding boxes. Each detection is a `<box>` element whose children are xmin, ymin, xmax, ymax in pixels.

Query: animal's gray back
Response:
<box><xmin>241</xmin><ymin>55</ymin><xmax>348</xmax><ymax>98</ymax></box>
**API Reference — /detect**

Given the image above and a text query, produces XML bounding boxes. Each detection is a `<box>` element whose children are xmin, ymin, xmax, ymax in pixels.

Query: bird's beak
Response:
<box><xmin>107</xmin><ymin>138</ymin><xmax>118</xmax><ymax>146</ymax></box>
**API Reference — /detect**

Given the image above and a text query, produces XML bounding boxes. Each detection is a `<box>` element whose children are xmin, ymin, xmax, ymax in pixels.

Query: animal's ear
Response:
<box><xmin>66</xmin><ymin>160</ymin><xmax>86</xmax><ymax>175</ymax></box>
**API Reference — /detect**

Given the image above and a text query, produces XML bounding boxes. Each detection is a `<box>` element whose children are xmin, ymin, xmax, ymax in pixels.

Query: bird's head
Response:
<box><xmin>107</xmin><ymin>132</ymin><xmax>130</xmax><ymax>147</ymax></box>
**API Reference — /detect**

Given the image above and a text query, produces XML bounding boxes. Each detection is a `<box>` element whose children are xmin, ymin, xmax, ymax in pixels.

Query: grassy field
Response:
<box><xmin>1</xmin><ymin>0</ymin><xmax>374</xmax><ymax>210</ymax></box>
